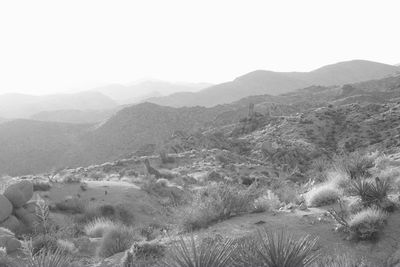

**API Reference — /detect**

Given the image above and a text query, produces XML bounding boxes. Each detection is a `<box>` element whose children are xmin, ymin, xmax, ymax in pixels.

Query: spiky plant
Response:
<box><xmin>25</xmin><ymin>248</ymin><xmax>73</xmax><ymax>267</ymax></box>
<box><xmin>96</xmin><ymin>226</ymin><xmax>136</xmax><ymax>258</ymax></box>
<box><xmin>350</xmin><ymin>178</ymin><xmax>390</xmax><ymax>207</ymax></box>
<box><xmin>84</xmin><ymin>217</ymin><xmax>119</xmax><ymax>238</ymax></box>
<box><xmin>251</xmin><ymin>229</ymin><xmax>319</xmax><ymax>267</ymax></box>
<box><xmin>164</xmin><ymin>235</ymin><xmax>238</xmax><ymax>267</ymax></box>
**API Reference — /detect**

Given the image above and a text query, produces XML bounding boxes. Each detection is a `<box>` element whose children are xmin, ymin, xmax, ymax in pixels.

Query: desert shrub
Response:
<box><xmin>84</xmin><ymin>217</ymin><xmax>121</xmax><ymax>238</ymax></box>
<box><xmin>326</xmin><ymin>171</ymin><xmax>350</xmax><ymax>190</ymax></box>
<box><xmin>333</xmin><ymin>152</ymin><xmax>375</xmax><ymax>179</ymax></box>
<box><xmin>271</xmin><ymin>181</ymin><xmax>300</xmax><ymax>204</ymax></box>
<box><xmin>312</xmin><ymin>253</ymin><xmax>373</xmax><ymax>267</ymax></box>
<box><xmin>32</xmin><ymin>235</ymin><xmax>58</xmax><ymax>255</ymax></box>
<box><xmin>349</xmin><ymin>207</ymin><xmax>387</xmax><ymax>240</ymax></box>
<box><xmin>349</xmin><ymin>177</ymin><xmax>392</xmax><ymax>209</ymax></box>
<box><xmin>164</xmin><ymin>235</ymin><xmax>238</xmax><ymax>267</ymax></box>
<box><xmin>178</xmin><ymin>183</ymin><xmax>258</xmax><ymax>231</ymax></box>
<box><xmin>306</xmin><ymin>184</ymin><xmax>340</xmax><ymax>207</ymax></box>
<box><xmin>236</xmin><ymin>229</ymin><xmax>319</xmax><ymax>267</ymax></box>
<box><xmin>374</xmin><ymin>154</ymin><xmax>400</xmax><ymax>170</ymax></box>
<box><xmin>61</xmin><ymin>174</ymin><xmax>81</xmax><ymax>184</ymax></box>
<box><xmin>54</xmin><ymin>198</ymin><xmax>87</xmax><ymax>214</ymax></box>
<box><xmin>75</xmin><ymin>203</ymin><xmax>134</xmax><ymax>225</ymax></box>
<box><xmin>253</xmin><ymin>191</ymin><xmax>281</xmax><ymax>213</ymax></box>
<box><xmin>33</xmin><ymin>180</ymin><xmax>51</xmax><ymax>191</ymax></box>
<box><xmin>96</xmin><ymin>226</ymin><xmax>137</xmax><ymax>258</ymax></box>
<box><xmin>121</xmin><ymin>241</ymin><xmax>166</xmax><ymax>267</ymax></box>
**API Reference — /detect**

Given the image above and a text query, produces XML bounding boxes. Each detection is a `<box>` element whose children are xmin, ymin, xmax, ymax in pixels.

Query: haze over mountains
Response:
<box><xmin>147</xmin><ymin>60</ymin><xmax>400</xmax><ymax>107</ymax></box>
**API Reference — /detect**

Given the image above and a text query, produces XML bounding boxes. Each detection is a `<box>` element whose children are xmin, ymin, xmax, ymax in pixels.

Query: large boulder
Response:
<box><xmin>14</xmin><ymin>207</ymin><xmax>39</xmax><ymax>228</ymax></box>
<box><xmin>0</xmin><ymin>194</ymin><xmax>13</xmax><ymax>222</ymax></box>
<box><xmin>0</xmin><ymin>227</ymin><xmax>21</xmax><ymax>253</ymax></box>
<box><xmin>0</xmin><ymin>215</ymin><xmax>21</xmax><ymax>233</ymax></box>
<box><xmin>4</xmin><ymin>180</ymin><xmax>33</xmax><ymax>208</ymax></box>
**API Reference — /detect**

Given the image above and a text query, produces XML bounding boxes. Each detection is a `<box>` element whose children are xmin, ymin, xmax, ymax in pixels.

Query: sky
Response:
<box><xmin>0</xmin><ymin>0</ymin><xmax>399</xmax><ymax>95</ymax></box>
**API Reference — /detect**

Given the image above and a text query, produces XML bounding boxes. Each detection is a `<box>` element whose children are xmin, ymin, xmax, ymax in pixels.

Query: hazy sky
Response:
<box><xmin>0</xmin><ymin>0</ymin><xmax>399</xmax><ymax>95</ymax></box>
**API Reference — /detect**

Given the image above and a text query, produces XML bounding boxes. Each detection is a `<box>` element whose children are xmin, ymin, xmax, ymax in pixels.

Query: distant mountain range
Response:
<box><xmin>147</xmin><ymin>60</ymin><xmax>400</xmax><ymax>107</ymax></box>
<box><xmin>0</xmin><ymin>91</ymin><xmax>118</xmax><ymax>119</ymax></box>
<box><xmin>92</xmin><ymin>80</ymin><xmax>212</xmax><ymax>105</ymax></box>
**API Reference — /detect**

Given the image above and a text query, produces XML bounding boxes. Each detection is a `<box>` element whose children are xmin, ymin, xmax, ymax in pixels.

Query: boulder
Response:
<box><xmin>4</xmin><ymin>180</ymin><xmax>34</xmax><ymax>208</ymax></box>
<box><xmin>0</xmin><ymin>194</ymin><xmax>13</xmax><ymax>222</ymax></box>
<box><xmin>23</xmin><ymin>201</ymin><xmax>39</xmax><ymax>213</ymax></box>
<box><xmin>14</xmin><ymin>207</ymin><xmax>39</xmax><ymax>228</ymax></box>
<box><xmin>0</xmin><ymin>215</ymin><xmax>21</xmax><ymax>233</ymax></box>
<box><xmin>0</xmin><ymin>227</ymin><xmax>21</xmax><ymax>253</ymax></box>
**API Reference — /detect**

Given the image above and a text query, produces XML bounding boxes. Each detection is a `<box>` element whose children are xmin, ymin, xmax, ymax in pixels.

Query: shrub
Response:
<box><xmin>312</xmin><ymin>254</ymin><xmax>373</xmax><ymax>267</ymax></box>
<box><xmin>253</xmin><ymin>191</ymin><xmax>281</xmax><ymax>213</ymax></box>
<box><xmin>96</xmin><ymin>226</ymin><xmax>137</xmax><ymax>258</ymax></box>
<box><xmin>237</xmin><ymin>229</ymin><xmax>319</xmax><ymax>267</ymax></box>
<box><xmin>54</xmin><ymin>198</ymin><xmax>87</xmax><ymax>214</ymax></box>
<box><xmin>121</xmin><ymin>241</ymin><xmax>166</xmax><ymax>267</ymax></box>
<box><xmin>333</xmin><ymin>152</ymin><xmax>375</xmax><ymax>179</ymax></box>
<box><xmin>84</xmin><ymin>217</ymin><xmax>120</xmax><ymax>238</ymax></box>
<box><xmin>349</xmin><ymin>177</ymin><xmax>391</xmax><ymax>209</ymax></box>
<box><xmin>306</xmin><ymin>184</ymin><xmax>340</xmax><ymax>207</ymax></box>
<box><xmin>164</xmin><ymin>235</ymin><xmax>238</xmax><ymax>267</ymax></box>
<box><xmin>32</xmin><ymin>235</ymin><xmax>58</xmax><ymax>255</ymax></box>
<box><xmin>349</xmin><ymin>207</ymin><xmax>387</xmax><ymax>240</ymax></box>
<box><xmin>33</xmin><ymin>180</ymin><xmax>51</xmax><ymax>191</ymax></box>
<box><xmin>75</xmin><ymin>203</ymin><xmax>134</xmax><ymax>225</ymax></box>
<box><xmin>178</xmin><ymin>183</ymin><xmax>258</xmax><ymax>231</ymax></box>
<box><xmin>61</xmin><ymin>174</ymin><xmax>81</xmax><ymax>184</ymax></box>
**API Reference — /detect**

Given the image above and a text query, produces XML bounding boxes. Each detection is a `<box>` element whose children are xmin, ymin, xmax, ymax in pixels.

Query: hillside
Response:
<box><xmin>0</xmin><ymin>120</ymin><xmax>90</xmax><ymax>175</ymax></box>
<box><xmin>0</xmin><ymin>91</ymin><xmax>117</xmax><ymax>119</ymax></box>
<box><xmin>30</xmin><ymin>108</ymin><xmax>119</xmax><ymax>124</ymax></box>
<box><xmin>1</xmin><ymin>74</ymin><xmax>400</xmax><ymax>176</ymax></box>
<box><xmin>93</xmin><ymin>80</ymin><xmax>212</xmax><ymax>105</ymax></box>
<box><xmin>147</xmin><ymin>60</ymin><xmax>400</xmax><ymax>107</ymax></box>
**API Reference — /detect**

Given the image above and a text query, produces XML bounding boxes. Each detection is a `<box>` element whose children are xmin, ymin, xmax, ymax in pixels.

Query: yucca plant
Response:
<box><xmin>247</xmin><ymin>229</ymin><xmax>320</xmax><ymax>267</ymax></box>
<box><xmin>350</xmin><ymin>178</ymin><xmax>390</xmax><ymax>207</ymax></box>
<box><xmin>164</xmin><ymin>235</ymin><xmax>238</xmax><ymax>267</ymax></box>
<box><xmin>25</xmin><ymin>248</ymin><xmax>73</xmax><ymax>267</ymax></box>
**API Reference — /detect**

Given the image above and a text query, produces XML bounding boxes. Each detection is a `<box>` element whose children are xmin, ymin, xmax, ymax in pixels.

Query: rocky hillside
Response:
<box><xmin>2</xmin><ymin>74</ymin><xmax>400</xmax><ymax>176</ymax></box>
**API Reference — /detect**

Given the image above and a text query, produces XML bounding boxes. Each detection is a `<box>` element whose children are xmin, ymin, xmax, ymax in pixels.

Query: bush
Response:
<box><xmin>312</xmin><ymin>254</ymin><xmax>373</xmax><ymax>267</ymax></box>
<box><xmin>33</xmin><ymin>180</ymin><xmax>51</xmax><ymax>191</ymax></box>
<box><xmin>84</xmin><ymin>217</ymin><xmax>121</xmax><ymax>238</ymax></box>
<box><xmin>96</xmin><ymin>226</ymin><xmax>137</xmax><ymax>258</ymax></box>
<box><xmin>121</xmin><ymin>241</ymin><xmax>166</xmax><ymax>267</ymax></box>
<box><xmin>334</xmin><ymin>152</ymin><xmax>375</xmax><ymax>179</ymax></box>
<box><xmin>349</xmin><ymin>207</ymin><xmax>387</xmax><ymax>240</ymax></box>
<box><xmin>54</xmin><ymin>198</ymin><xmax>87</xmax><ymax>214</ymax></box>
<box><xmin>236</xmin><ymin>229</ymin><xmax>319</xmax><ymax>267</ymax></box>
<box><xmin>306</xmin><ymin>184</ymin><xmax>340</xmax><ymax>207</ymax></box>
<box><xmin>32</xmin><ymin>235</ymin><xmax>58</xmax><ymax>255</ymax></box>
<box><xmin>178</xmin><ymin>183</ymin><xmax>258</xmax><ymax>231</ymax></box>
<box><xmin>164</xmin><ymin>235</ymin><xmax>238</xmax><ymax>267</ymax></box>
<box><xmin>75</xmin><ymin>203</ymin><xmax>134</xmax><ymax>225</ymax></box>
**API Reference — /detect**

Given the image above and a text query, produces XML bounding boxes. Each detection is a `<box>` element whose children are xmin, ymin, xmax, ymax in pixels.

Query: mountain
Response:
<box><xmin>92</xmin><ymin>80</ymin><xmax>212</xmax><ymax>104</ymax></box>
<box><xmin>30</xmin><ymin>108</ymin><xmax>119</xmax><ymax>124</ymax></box>
<box><xmin>2</xmin><ymin>74</ymin><xmax>400</xmax><ymax>176</ymax></box>
<box><xmin>147</xmin><ymin>60</ymin><xmax>400</xmax><ymax>107</ymax></box>
<box><xmin>0</xmin><ymin>91</ymin><xmax>117</xmax><ymax>119</ymax></box>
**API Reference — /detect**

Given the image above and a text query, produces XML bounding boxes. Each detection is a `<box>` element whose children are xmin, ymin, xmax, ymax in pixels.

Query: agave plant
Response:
<box><xmin>247</xmin><ymin>229</ymin><xmax>320</xmax><ymax>267</ymax></box>
<box><xmin>164</xmin><ymin>235</ymin><xmax>238</xmax><ymax>267</ymax></box>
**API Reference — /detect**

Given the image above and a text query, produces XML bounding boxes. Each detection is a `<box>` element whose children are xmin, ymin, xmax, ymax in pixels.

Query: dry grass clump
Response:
<box><xmin>84</xmin><ymin>217</ymin><xmax>121</xmax><ymax>238</ymax></box>
<box><xmin>306</xmin><ymin>184</ymin><xmax>340</xmax><ymax>207</ymax></box>
<box><xmin>54</xmin><ymin>197</ymin><xmax>87</xmax><ymax>214</ymax></box>
<box><xmin>178</xmin><ymin>183</ymin><xmax>258</xmax><ymax>231</ymax></box>
<box><xmin>349</xmin><ymin>207</ymin><xmax>387</xmax><ymax>240</ymax></box>
<box><xmin>333</xmin><ymin>152</ymin><xmax>375</xmax><ymax>179</ymax></box>
<box><xmin>96</xmin><ymin>226</ymin><xmax>138</xmax><ymax>258</ymax></box>
<box><xmin>75</xmin><ymin>203</ymin><xmax>134</xmax><ymax>225</ymax></box>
